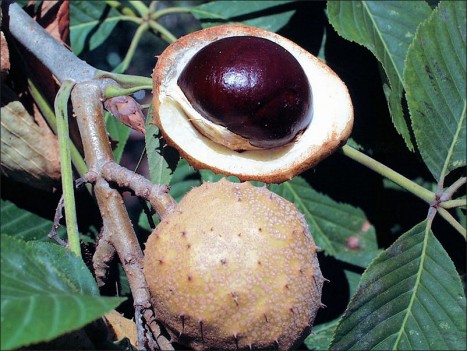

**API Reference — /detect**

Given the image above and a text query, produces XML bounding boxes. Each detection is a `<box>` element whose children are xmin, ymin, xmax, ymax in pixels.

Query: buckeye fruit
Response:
<box><xmin>143</xmin><ymin>179</ymin><xmax>324</xmax><ymax>350</ymax></box>
<box><xmin>152</xmin><ymin>24</ymin><xmax>353</xmax><ymax>183</ymax></box>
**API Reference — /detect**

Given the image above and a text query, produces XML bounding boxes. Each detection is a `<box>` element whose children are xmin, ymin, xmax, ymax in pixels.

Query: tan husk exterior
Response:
<box><xmin>144</xmin><ymin>179</ymin><xmax>324</xmax><ymax>350</ymax></box>
<box><xmin>152</xmin><ymin>24</ymin><xmax>353</xmax><ymax>184</ymax></box>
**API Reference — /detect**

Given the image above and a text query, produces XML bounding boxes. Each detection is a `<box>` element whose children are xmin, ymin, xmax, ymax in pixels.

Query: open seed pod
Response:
<box><xmin>152</xmin><ymin>24</ymin><xmax>353</xmax><ymax>183</ymax></box>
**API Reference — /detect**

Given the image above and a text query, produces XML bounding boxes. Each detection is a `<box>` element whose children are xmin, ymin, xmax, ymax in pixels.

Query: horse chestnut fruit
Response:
<box><xmin>177</xmin><ymin>36</ymin><xmax>312</xmax><ymax>149</ymax></box>
<box><xmin>144</xmin><ymin>179</ymin><xmax>324</xmax><ymax>350</ymax></box>
<box><xmin>152</xmin><ymin>24</ymin><xmax>353</xmax><ymax>183</ymax></box>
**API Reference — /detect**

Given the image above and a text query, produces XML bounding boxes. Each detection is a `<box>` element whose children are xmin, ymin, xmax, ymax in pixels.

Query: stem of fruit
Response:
<box><xmin>101</xmin><ymin>161</ymin><xmax>176</xmax><ymax>219</ymax></box>
<box><xmin>341</xmin><ymin>145</ymin><xmax>436</xmax><ymax>204</ymax></box>
<box><xmin>55</xmin><ymin>81</ymin><xmax>81</xmax><ymax>257</ymax></box>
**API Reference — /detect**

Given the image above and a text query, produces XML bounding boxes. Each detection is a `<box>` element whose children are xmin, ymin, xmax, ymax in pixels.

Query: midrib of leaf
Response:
<box><xmin>361</xmin><ymin>2</ymin><xmax>402</xmax><ymax>83</ymax></box>
<box><xmin>70</xmin><ymin>16</ymin><xmax>120</xmax><ymax>30</ymax></box>
<box><xmin>438</xmin><ymin>100</ymin><xmax>466</xmax><ymax>185</ymax></box>
<box><xmin>392</xmin><ymin>219</ymin><xmax>431</xmax><ymax>349</ymax></box>
<box><xmin>151</xmin><ymin>152</ymin><xmax>169</xmax><ymax>184</ymax></box>
<box><xmin>282</xmin><ymin>181</ymin><xmax>335</xmax><ymax>255</ymax></box>
<box><xmin>189</xmin><ymin>8</ymin><xmax>226</xmax><ymax>19</ymax></box>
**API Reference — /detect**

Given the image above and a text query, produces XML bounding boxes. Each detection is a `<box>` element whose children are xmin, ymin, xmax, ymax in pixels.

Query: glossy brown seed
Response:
<box><xmin>178</xmin><ymin>36</ymin><xmax>312</xmax><ymax>148</ymax></box>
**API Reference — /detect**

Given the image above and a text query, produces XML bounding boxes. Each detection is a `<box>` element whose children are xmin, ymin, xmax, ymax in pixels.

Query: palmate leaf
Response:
<box><xmin>0</xmin><ymin>235</ymin><xmax>124</xmax><ymax>350</ymax></box>
<box><xmin>269</xmin><ymin>177</ymin><xmax>380</xmax><ymax>268</ymax></box>
<box><xmin>330</xmin><ymin>221</ymin><xmax>467</xmax><ymax>350</ymax></box>
<box><xmin>404</xmin><ymin>1</ymin><xmax>466</xmax><ymax>181</ymax></box>
<box><xmin>190</xmin><ymin>1</ymin><xmax>295</xmax><ymax>32</ymax></box>
<box><xmin>327</xmin><ymin>1</ymin><xmax>432</xmax><ymax>151</ymax></box>
<box><xmin>70</xmin><ymin>1</ymin><xmax>122</xmax><ymax>55</ymax></box>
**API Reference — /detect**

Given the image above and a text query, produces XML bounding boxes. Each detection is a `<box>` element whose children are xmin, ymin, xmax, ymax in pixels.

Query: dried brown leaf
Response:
<box><xmin>31</xmin><ymin>0</ymin><xmax>70</xmax><ymax>44</ymax></box>
<box><xmin>1</xmin><ymin>31</ymin><xmax>10</xmax><ymax>81</ymax></box>
<box><xmin>0</xmin><ymin>85</ymin><xmax>61</xmax><ymax>191</ymax></box>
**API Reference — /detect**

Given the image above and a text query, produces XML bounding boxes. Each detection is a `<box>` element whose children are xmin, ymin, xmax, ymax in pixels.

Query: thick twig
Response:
<box><xmin>93</xmin><ymin>227</ymin><xmax>117</xmax><ymax>287</ymax></box>
<box><xmin>71</xmin><ymin>82</ymin><xmax>173</xmax><ymax>350</ymax></box>
<box><xmin>4</xmin><ymin>1</ymin><xmax>96</xmax><ymax>83</ymax></box>
<box><xmin>101</xmin><ymin>161</ymin><xmax>176</xmax><ymax>219</ymax></box>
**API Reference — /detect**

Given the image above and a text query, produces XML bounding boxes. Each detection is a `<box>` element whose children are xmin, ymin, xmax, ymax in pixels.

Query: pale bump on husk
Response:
<box><xmin>152</xmin><ymin>24</ymin><xmax>353</xmax><ymax>184</ymax></box>
<box><xmin>144</xmin><ymin>179</ymin><xmax>325</xmax><ymax>350</ymax></box>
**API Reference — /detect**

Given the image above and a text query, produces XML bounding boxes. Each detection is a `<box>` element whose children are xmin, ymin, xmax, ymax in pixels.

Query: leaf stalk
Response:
<box><xmin>113</xmin><ymin>22</ymin><xmax>150</xmax><ymax>74</ymax></box>
<box><xmin>128</xmin><ymin>0</ymin><xmax>150</xmax><ymax>17</ymax></box>
<box><xmin>441</xmin><ymin>199</ymin><xmax>467</xmax><ymax>209</ymax></box>
<box><xmin>437</xmin><ymin>208</ymin><xmax>467</xmax><ymax>239</ymax></box>
<box><xmin>341</xmin><ymin>145</ymin><xmax>436</xmax><ymax>204</ymax></box>
<box><xmin>96</xmin><ymin>70</ymin><xmax>153</xmax><ymax>89</ymax></box>
<box><xmin>54</xmin><ymin>81</ymin><xmax>81</xmax><ymax>256</ymax></box>
<box><xmin>104</xmin><ymin>85</ymin><xmax>153</xmax><ymax>99</ymax></box>
<box><xmin>27</xmin><ymin>79</ymin><xmax>90</xmax><ymax>192</ymax></box>
<box><xmin>148</xmin><ymin>19</ymin><xmax>178</xmax><ymax>43</ymax></box>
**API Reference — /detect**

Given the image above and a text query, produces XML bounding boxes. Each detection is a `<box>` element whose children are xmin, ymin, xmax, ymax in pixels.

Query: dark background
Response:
<box><xmin>2</xmin><ymin>0</ymin><xmax>465</xmax><ymax>347</ymax></box>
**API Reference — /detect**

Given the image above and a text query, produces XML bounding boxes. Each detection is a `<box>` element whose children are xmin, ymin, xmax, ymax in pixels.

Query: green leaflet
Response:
<box><xmin>0</xmin><ymin>235</ymin><xmax>124</xmax><ymax>350</ymax></box>
<box><xmin>404</xmin><ymin>1</ymin><xmax>466</xmax><ymax>181</ymax></box>
<box><xmin>269</xmin><ymin>177</ymin><xmax>380</xmax><ymax>267</ymax></box>
<box><xmin>190</xmin><ymin>0</ymin><xmax>295</xmax><ymax>32</ymax></box>
<box><xmin>330</xmin><ymin>220</ymin><xmax>467</xmax><ymax>350</ymax></box>
<box><xmin>145</xmin><ymin>105</ymin><xmax>173</xmax><ymax>185</ymax></box>
<box><xmin>327</xmin><ymin>1</ymin><xmax>432</xmax><ymax>151</ymax></box>
<box><xmin>70</xmin><ymin>1</ymin><xmax>122</xmax><ymax>55</ymax></box>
